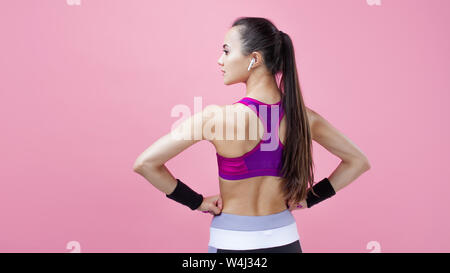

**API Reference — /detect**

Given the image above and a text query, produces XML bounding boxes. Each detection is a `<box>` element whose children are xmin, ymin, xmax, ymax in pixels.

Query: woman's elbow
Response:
<box><xmin>133</xmin><ymin>160</ymin><xmax>144</xmax><ymax>172</ymax></box>
<box><xmin>359</xmin><ymin>156</ymin><xmax>371</xmax><ymax>171</ymax></box>
<box><xmin>133</xmin><ymin>159</ymin><xmax>162</xmax><ymax>172</ymax></box>
<box><xmin>133</xmin><ymin>162</ymin><xmax>142</xmax><ymax>172</ymax></box>
<box><xmin>347</xmin><ymin>155</ymin><xmax>371</xmax><ymax>171</ymax></box>
<box><xmin>133</xmin><ymin>159</ymin><xmax>152</xmax><ymax>172</ymax></box>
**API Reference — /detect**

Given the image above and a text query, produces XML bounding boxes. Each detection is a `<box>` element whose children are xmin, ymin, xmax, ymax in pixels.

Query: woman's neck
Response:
<box><xmin>245</xmin><ymin>71</ymin><xmax>281</xmax><ymax>102</ymax></box>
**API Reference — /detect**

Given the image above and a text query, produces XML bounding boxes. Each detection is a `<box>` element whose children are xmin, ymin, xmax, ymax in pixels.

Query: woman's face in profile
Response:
<box><xmin>218</xmin><ymin>26</ymin><xmax>252</xmax><ymax>85</ymax></box>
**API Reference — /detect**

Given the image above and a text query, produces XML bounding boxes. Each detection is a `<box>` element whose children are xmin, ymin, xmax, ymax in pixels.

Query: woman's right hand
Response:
<box><xmin>196</xmin><ymin>194</ymin><xmax>223</xmax><ymax>215</ymax></box>
<box><xmin>287</xmin><ymin>199</ymin><xmax>307</xmax><ymax>211</ymax></box>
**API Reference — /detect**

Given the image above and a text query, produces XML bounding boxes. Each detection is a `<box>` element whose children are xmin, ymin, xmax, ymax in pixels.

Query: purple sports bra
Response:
<box><xmin>216</xmin><ymin>96</ymin><xmax>285</xmax><ymax>180</ymax></box>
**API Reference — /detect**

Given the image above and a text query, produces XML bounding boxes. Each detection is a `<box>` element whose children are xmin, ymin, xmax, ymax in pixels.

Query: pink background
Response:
<box><xmin>1</xmin><ymin>0</ymin><xmax>449</xmax><ymax>253</ymax></box>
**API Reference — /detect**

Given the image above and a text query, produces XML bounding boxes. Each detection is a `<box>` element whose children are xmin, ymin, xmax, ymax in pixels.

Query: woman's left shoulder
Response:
<box><xmin>305</xmin><ymin>106</ymin><xmax>318</xmax><ymax>126</ymax></box>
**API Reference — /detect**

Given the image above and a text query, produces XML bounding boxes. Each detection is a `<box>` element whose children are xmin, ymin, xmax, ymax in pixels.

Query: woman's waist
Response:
<box><xmin>219</xmin><ymin>197</ymin><xmax>288</xmax><ymax>216</ymax></box>
<box><xmin>210</xmin><ymin>206</ymin><xmax>296</xmax><ymax>232</ymax></box>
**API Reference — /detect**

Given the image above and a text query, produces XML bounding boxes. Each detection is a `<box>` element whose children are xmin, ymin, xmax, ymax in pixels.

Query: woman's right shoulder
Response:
<box><xmin>202</xmin><ymin>103</ymin><xmax>249</xmax><ymax>130</ymax></box>
<box><xmin>202</xmin><ymin>103</ymin><xmax>247</xmax><ymax>118</ymax></box>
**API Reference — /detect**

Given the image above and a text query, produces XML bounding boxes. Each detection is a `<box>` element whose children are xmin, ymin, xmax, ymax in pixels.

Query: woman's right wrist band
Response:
<box><xmin>306</xmin><ymin>177</ymin><xmax>336</xmax><ymax>208</ymax></box>
<box><xmin>165</xmin><ymin>178</ymin><xmax>203</xmax><ymax>210</ymax></box>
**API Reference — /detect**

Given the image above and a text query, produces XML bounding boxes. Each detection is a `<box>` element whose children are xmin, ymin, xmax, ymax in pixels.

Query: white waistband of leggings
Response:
<box><xmin>208</xmin><ymin>222</ymin><xmax>300</xmax><ymax>250</ymax></box>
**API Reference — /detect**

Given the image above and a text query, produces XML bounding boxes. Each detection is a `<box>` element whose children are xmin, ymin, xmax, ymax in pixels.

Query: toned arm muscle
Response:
<box><xmin>306</xmin><ymin>107</ymin><xmax>371</xmax><ymax>192</ymax></box>
<box><xmin>133</xmin><ymin>104</ymin><xmax>222</xmax><ymax>168</ymax></box>
<box><xmin>132</xmin><ymin>104</ymin><xmax>222</xmax><ymax>195</ymax></box>
<box><xmin>307</xmin><ymin>107</ymin><xmax>370</xmax><ymax>166</ymax></box>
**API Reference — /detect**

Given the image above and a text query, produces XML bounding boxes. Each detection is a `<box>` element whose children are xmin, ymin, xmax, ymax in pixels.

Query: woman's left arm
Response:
<box><xmin>307</xmin><ymin>108</ymin><xmax>371</xmax><ymax>193</ymax></box>
<box><xmin>133</xmin><ymin>104</ymin><xmax>220</xmax><ymax>195</ymax></box>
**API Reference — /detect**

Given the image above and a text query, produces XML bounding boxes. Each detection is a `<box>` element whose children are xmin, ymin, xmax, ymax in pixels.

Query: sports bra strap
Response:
<box><xmin>233</xmin><ymin>97</ymin><xmax>284</xmax><ymax>136</ymax></box>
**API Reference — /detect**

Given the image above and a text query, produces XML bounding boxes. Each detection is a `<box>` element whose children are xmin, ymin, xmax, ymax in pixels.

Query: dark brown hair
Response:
<box><xmin>231</xmin><ymin>16</ymin><xmax>315</xmax><ymax>204</ymax></box>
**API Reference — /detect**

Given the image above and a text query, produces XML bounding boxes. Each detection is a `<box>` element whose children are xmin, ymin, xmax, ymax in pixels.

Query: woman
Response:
<box><xmin>133</xmin><ymin>17</ymin><xmax>371</xmax><ymax>253</ymax></box>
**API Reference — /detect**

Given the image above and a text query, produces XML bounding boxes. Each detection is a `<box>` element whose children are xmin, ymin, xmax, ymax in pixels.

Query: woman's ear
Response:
<box><xmin>251</xmin><ymin>51</ymin><xmax>264</xmax><ymax>67</ymax></box>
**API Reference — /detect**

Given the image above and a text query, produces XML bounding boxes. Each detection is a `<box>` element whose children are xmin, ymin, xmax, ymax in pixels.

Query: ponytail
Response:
<box><xmin>278</xmin><ymin>31</ymin><xmax>315</xmax><ymax>205</ymax></box>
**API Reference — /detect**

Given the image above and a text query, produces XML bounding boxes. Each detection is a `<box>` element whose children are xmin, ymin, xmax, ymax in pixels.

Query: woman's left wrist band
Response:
<box><xmin>165</xmin><ymin>178</ymin><xmax>203</xmax><ymax>210</ymax></box>
<box><xmin>306</xmin><ymin>177</ymin><xmax>336</xmax><ymax>208</ymax></box>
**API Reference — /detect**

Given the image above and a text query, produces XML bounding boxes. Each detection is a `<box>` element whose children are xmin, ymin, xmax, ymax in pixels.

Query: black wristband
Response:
<box><xmin>306</xmin><ymin>177</ymin><xmax>336</xmax><ymax>208</ymax></box>
<box><xmin>165</xmin><ymin>178</ymin><xmax>204</xmax><ymax>210</ymax></box>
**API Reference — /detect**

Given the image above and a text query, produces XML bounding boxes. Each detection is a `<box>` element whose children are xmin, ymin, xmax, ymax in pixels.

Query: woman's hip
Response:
<box><xmin>208</xmin><ymin>209</ymin><xmax>301</xmax><ymax>253</ymax></box>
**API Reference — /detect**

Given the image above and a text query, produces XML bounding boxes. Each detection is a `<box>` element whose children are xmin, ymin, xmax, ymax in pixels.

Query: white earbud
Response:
<box><xmin>247</xmin><ymin>58</ymin><xmax>255</xmax><ymax>71</ymax></box>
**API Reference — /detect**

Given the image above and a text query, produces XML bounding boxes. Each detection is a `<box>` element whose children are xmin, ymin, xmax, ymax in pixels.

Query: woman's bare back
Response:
<box><xmin>211</xmin><ymin>103</ymin><xmax>288</xmax><ymax>216</ymax></box>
